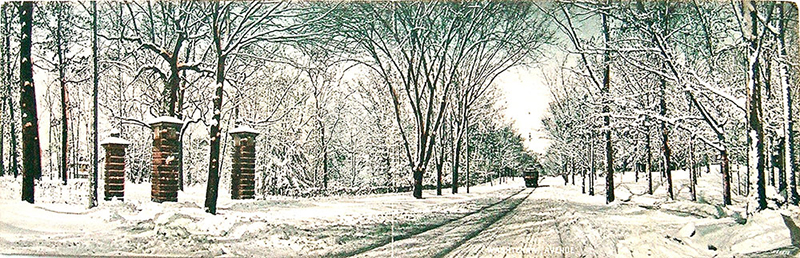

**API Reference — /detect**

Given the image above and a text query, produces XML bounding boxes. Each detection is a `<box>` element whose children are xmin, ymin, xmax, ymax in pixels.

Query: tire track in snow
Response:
<box><xmin>432</xmin><ymin>188</ymin><xmax>534</xmax><ymax>258</ymax></box>
<box><xmin>442</xmin><ymin>193</ymin><xmax>570</xmax><ymax>258</ymax></box>
<box><xmin>335</xmin><ymin>187</ymin><xmax>531</xmax><ymax>258</ymax></box>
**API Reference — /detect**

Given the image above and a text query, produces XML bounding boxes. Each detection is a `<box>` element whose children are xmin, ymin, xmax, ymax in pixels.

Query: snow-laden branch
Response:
<box><xmin>686</xmin><ymin>69</ymin><xmax>746</xmax><ymax>112</ymax></box>
<box><xmin>631</xmin><ymin>110</ymin><xmax>725</xmax><ymax>152</ymax></box>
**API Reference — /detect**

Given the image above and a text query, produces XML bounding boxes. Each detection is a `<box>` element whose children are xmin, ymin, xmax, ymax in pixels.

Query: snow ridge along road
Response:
<box><xmin>351</xmin><ymin>187</ymin><xmax>534</xmax><ymax>258</ymax></box>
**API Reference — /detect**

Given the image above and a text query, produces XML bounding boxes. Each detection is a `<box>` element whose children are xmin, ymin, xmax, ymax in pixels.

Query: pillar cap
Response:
<box><xmin>109</xmin><ymin>128</ymin><xmax>121</xmax><ymax>137</ymax></box>
<box><xmin>147</xmin><ymin>116</ymin><xmax>184</xmax><ymax>127</ymax></box>
<box><xmin>230</xmin><ymin>125</ymin><xmax>259</xmax><ymax>135</ymax></box>
<box><xmin>100</xmin><ymin>136</ymin><xmax>131</xmax><ymax>146</ymax></box>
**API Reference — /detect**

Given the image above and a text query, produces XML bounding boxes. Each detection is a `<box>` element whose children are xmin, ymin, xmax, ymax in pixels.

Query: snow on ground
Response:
<box><xmin>441</xmin><ymin>171</ymin><xmax>799</xmax><ymax>258</ymax></box>
<box><xmin>590</xmin><ymin>167</ymin><xmax>800</xmax><ymax>257</ymax></box>
<box><xmin>0</xmin><ymin>168</ymin><xmax>798</xmax><ymax>257</ymax></box>
<box><xmin>0</xmin><ymin>176</ymin><xmax>526</xmax><ymax>257</ymax></box>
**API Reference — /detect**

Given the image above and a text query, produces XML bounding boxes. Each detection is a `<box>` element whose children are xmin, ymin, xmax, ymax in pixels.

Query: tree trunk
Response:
<box><xmin>0</xmin><ymin>4</ymin><xmax>4</xmax><ymax>177</ymax></box>
<box><xmin>175</xmin><ymin>80</ymin><xmax>184</xmax><ymax>193</ymax></box>
<box><xmin>465</xmin><ymin>121</ymin><xmax>471</xmax><ymax>194</ymax></box>
<box><xmin>590</xmin><ymin>132</ymin><xmax>595</xmax><ymax>196</ymax></box>
<box><xmin>690</xmin><ymin>138</ymin><xmax>696</xmax><ymax>202</ymax></box>
<box><xmin>737</xmin><ymin>163</ymin><xmax>741</xmax><ymax>195</ymax></box>
<box><xmin>660</xmin><ymin>78</ymin><xmax>673</xmax><ymax>200</ymax></box>
<box><xmin>646</xmin><ymin>127</ymin><xmax>653</xmax><ymax>195</ymax></box>
<box><xmin>90</xmin><ymin>0</ymin><xmax>99</xmax><ymax>208</ymax></box>
<box><xmin>436</xmin><ymin>158</ymin><xmax>443</xmax><ymax>196</ymax></box>
<box><xmin>602</xmin><ymin>7</ymin><xmax>614</xmax><ymax>204</ymax></box>
<box><xmin>777</xmin><ymin>2</ymin><xmax>798</xmax><ymax>206</ymax></box>
<box><xmin>452</xmin><ymin>125</ymin><xmax>462</xmax><ymax>194</ymax></box>
<box><xmin>322</xmin><ymin>127</ymin><xmax>328</xmax><ymax>189</ymax></box>
<box><xmin>746</xmin><ymin>134</ymin><xmax>751</xmax><ymax>196</ymax></box>
<box><xmin>721</xmin><ymin>150</ymin><xmax>732</xmax><ymax>205</ymax></box>
<box><xmin>0</xmin><ymin>96</ymin><xmax>4</xmax><ymax>176</ymax></box>
<box><xmin>204</xmin><ymin>73</ymin><xmax>224</xmax><ymax>214</ymax></box>
<box><xmin>179</xmin><ymin>132</ymin><xmax>184</xmax><ymax>191</ymax></box>
<box><xmin>57</xmin><ymin>3</ymin><xmax>69</xmax><ymax>186</ymax></box>
<box><xmin>205</xmin><ymin>15</ymin><xmax>225</xmax><ymax>214</ymax></box>
<box><xmin>435</xmin><ymin>121</ymin><xmax>445</xmax><ymax>196</ymax></box>
<box><xmin>745</xmin><ymin>0</ymin><xmax>767</xmax><ymax>211</ymax></box>
<box><xmin>347</xmin><ymin>132</ymin><xmax>356</xmax><ymax>187</ymax></box>
<box><xmin>778</xmin><ymin>138</ymin><xmax>787</xmax><ymax>204</ymax></box>
<box><xmin>6</xmin><ymin>88</ymin><xmax>16</xmax><ymax>179</ymax></box>
<box><xmin>582</xmin><ymin>163</ymin><xmax>586</xmax><ymax>194</ymax></box>
<box><xmin>563</xmin><ymin>155</ymin><xmax>568</xmax><ymax>186</ymax></box>
<box><xmin>413</xmin><ymin>165</ymin><xmax>423</xmax><ymax>199</ymax></box>
<box><xmin>768</xmin><ymin>137</ymin><xmax>775</xmax><ymax>187</ymax></box>
<box><xmin>4</xmin><ymin>4</ymin><xmax>18</xmax><ymax>179</ymax></box>
<box><xmin>792</xmin><ymin>112</ymin><xmax>799</xmax><ymax>205</ymax></box>
<box><xmin>177</xmin><ymin>87</ymin><xmax>185</xmax><ymax>190</ymax></box>
<box><xmin>20</xmin><ymin>1</ymin><xmax>39</xmax><ymax>204</ymax></box>
<box><xmin>571</xmin><ymin>158</ymin><xmax>576</xmax><ymax>186</ymax></box>
<box><xmin>790</xmin><ymin>86</ymin><xmax>799</xmax><ymax>205</ymax></box>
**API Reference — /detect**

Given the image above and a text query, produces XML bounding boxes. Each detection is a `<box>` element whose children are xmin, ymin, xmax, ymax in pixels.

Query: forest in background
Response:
<box><xmin>0</xmin><ymin>1</ymin><xmax>544</xmax><ymax>213</ymax></box>
<box><xmin>1</xmin><ymin>0</ymin><xmax>797</xmax><ymax>216</ymax></box>
<box><xmin>539</xmin><ymin>0</ymin><xmax>799</xmax><ymax>212</ymax></box>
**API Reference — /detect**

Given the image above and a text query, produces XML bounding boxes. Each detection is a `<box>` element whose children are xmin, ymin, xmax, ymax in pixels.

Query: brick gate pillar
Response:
<box><xmin>230</xmin><ymin>125</ymin><xmax>259</xmax><ymax>199</ymax></box>
<box><xmin>148</xmin><ymin>116</ymin><xmax>184</xmax><ymax>203</ymax></box>
<box><xmin>100</xmin><ymin>129</ymin><xmax>130</xmax><ymax>201</ymax></box>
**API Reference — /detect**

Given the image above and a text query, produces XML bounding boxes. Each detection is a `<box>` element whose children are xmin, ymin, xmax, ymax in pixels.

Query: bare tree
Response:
<box><xmin>104</xmin><ymin>1</ymin><xmax>209</xmax><ymax>117</ymax></box>
<box><xmin>740</xmin><ymin>0</ymin><xmax>769</xmax><ymax>210</ymax></box>
<box><xmin>776</xmin><ymin>2</ymin><xmax>798</xmax><ymax>205</ymax></box>
<box><xmin>544</xmin><ymin>1</ymin><xmax>617</xmax><ymax>203</ymax></box>
<box><xmin>90</xmin><ymin>0</ymin><xmax>99</xmax><ymax>208</ymax></box>
<box><xmin>449</xmin><ymin>3</ymin><xmax>550</xmax><ymax>194</ymax></box>
<box><xmin>203</xmin><ymin>1</ymin><xmax>324</xmax><ymax>214</ymax></box>
<box><xmin>20</xmin><ymin>1</ymin><xmax>40</xmax><ymax>203</ymax></box>
<box><xmin>58</xmin><ymin>2</ymin><xmax>68</xmax><ymax>185</ymax></box>
<box><xmin>326</xmin><ymin>2</ymin><xmax>550</xmax><ymax>198</ymax></box>
<box><xmin>324</xmin><ymin>2</ymin><xmax>469</xmax><ymax>198</ymax></box>
<box><xmin>4</xmin><ymin>3</ymin><xmax>19</xmax><ymax>179</ymax></box>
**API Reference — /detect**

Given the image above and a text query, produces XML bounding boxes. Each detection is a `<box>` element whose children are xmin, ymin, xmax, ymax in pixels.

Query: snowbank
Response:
<box><xmin>727</xmin><ymin>210</ymin><xmax>800</xmax><ymax>255</ymax></box>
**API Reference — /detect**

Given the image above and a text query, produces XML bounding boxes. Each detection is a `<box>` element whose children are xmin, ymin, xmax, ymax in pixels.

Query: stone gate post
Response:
<box><xmin>230</xmin><ymin>125</ymin><xmax>259</xmax><ymax>199</ymax></box>
<box><xmin>148</xmin><ymin>117</ymin><xmax>184</xmax><ymax>202</ymax></box>
<box><xmin>100</xmin><ymin>129</ymin><xmax>130</xmax><ymax>201</ymax></box>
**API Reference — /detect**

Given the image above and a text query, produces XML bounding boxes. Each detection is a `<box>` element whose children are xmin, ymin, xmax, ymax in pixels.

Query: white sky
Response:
<box><xmin>496</xmin><ymin>65</ymin><xmax>552</xmax><ymax>154</ymax></box>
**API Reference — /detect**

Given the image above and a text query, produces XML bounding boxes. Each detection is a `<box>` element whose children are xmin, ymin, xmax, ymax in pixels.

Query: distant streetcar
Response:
<box><xmin>523</xmin><ymin>166</ymin><xmax>539</xmax><ymax>188</ymax></box>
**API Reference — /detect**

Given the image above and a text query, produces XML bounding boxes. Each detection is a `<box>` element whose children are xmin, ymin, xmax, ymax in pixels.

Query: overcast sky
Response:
<box><xmin>496</xmin><ymin>65</ymin><xmax>552</xmax><ymax>154</ymax></box>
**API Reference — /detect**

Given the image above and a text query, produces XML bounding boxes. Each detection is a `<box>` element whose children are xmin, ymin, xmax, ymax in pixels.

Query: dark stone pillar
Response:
<box><xmin>148</xmin><ymin>117</ymin><xmax>184</xmax><ymax>203</ymax></box>
<box><xmin>100</xmin><ymin>129</ymin><xmax>130</xmax><ymax>201</ymax></box>
<box><xmin>230</xmin><ymin>126</ymin><xmax>259</xmax><ymax>199</ymax></box>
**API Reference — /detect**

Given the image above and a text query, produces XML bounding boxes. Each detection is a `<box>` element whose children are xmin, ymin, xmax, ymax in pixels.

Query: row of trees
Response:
<box><xmin>541</xmin><ymin>1</ymin><xmax>798</xmax><ymax>211</ymax></box>
<box><xmin>0</xmin><ymin>2</ymin><xmax>544</xmax><ymax>214</ymax></box>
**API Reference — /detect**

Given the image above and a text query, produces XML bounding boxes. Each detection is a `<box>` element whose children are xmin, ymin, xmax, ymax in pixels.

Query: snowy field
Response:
<box><xmin>0</xmin><ymin>167</ymin><xmax>798</xmax><ymax>257</ymax></box>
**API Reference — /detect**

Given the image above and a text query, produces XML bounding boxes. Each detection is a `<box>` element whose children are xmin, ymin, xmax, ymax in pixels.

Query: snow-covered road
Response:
<box><xmin>347</xmin><ymin>176</ymin><xmax>696</xmax><ymax>258</ymax></box>
<box><xmin>1</xmin><ymin>171</ymin><xmax>798</xmax><ymax>257</ymax></box>
<box><xmin>353</xmin><ymin>188</ymin><xmax>532</xmax><ymax>257</ymax></box>
<box><xmin>360</xmin><ymin>174</ymin><xmax>799</xmax><ymax>258</ymax></box>
<box><xmin>445</xmin><ymin>177</ymin><xmax>688</xmax><ymax>258</ymax></box>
